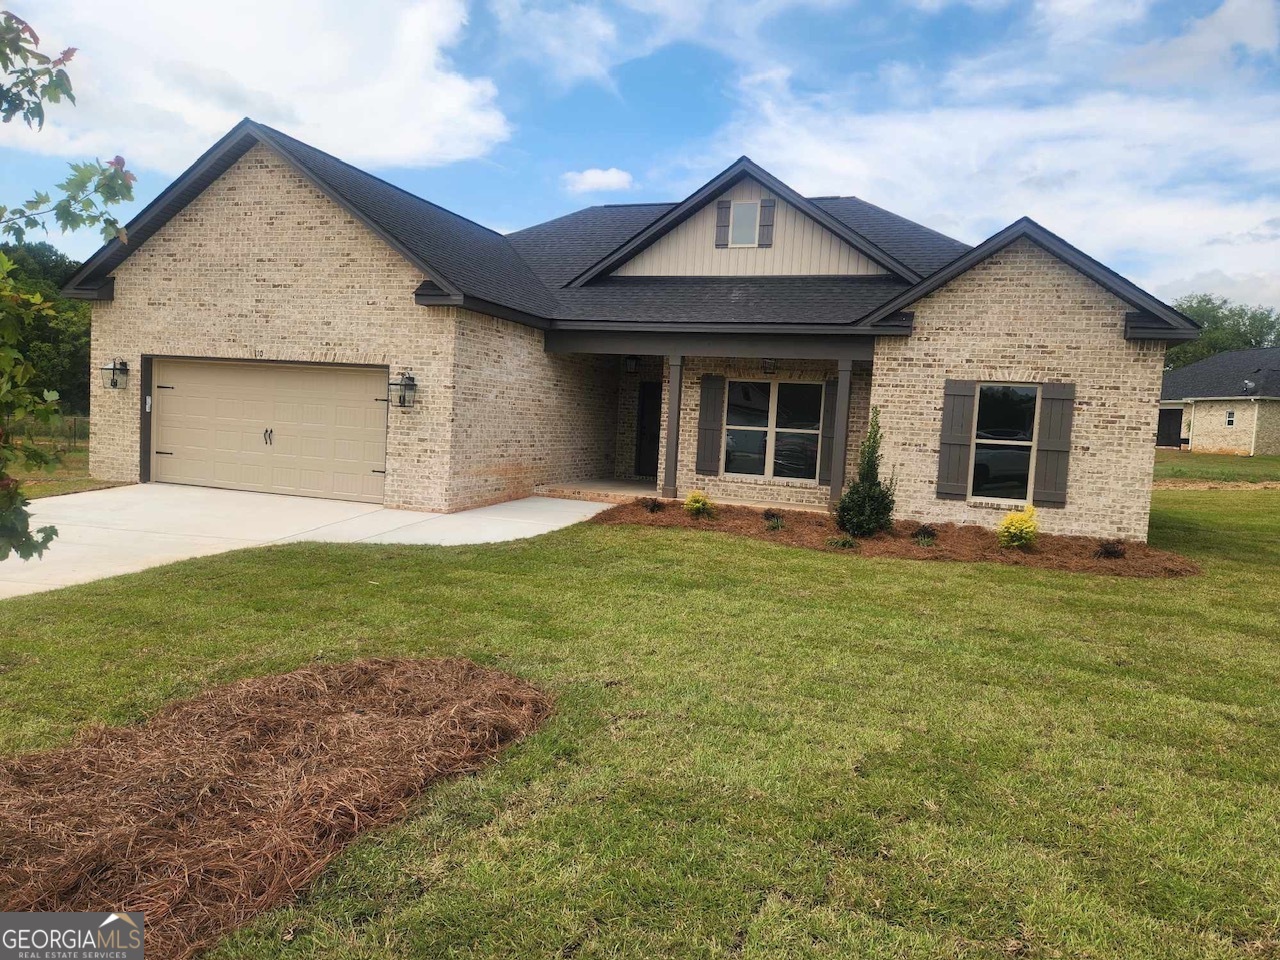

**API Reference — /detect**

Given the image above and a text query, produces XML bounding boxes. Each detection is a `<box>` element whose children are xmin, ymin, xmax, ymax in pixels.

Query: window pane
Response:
<box><xmin>776</xmin><ymin>383</ymin><xmax>823</xmax><ymax>430</ymax></box>
<box><xmin>730</xmin><ymin>201</ymin><xmax>758</xmax><ymax>246</ymax></box>
<box><xmin>975</xmin><ymin>385</ymin><xmax>1037</xmax><ymax>442</ymax></box>
<box><xmin>773</xmin><ymin>432</ymin><xmax>819</xmax><ymax>480</ymax></box>
<box><xmin>725</xmin><ymin>429</ymin><xmax>767</xmax><ymax>475</ymax></box>
<box><xmin>726</xmin><ymin>381</ymin><xmax>770</xmax><ymax>427</ymax></box>
<box><xmin>972</xmin><ymin>443</ymin><xmax>1031</xmax><ymax>500</ymax></box>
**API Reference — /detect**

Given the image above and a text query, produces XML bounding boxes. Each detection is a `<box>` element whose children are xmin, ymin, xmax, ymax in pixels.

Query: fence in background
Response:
<box><xmin>1</xmin><ymin>416</ymin><xmax>90</xmax><ymax>451</ymax></box>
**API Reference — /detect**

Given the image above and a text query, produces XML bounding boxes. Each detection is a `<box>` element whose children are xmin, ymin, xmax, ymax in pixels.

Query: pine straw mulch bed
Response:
<box><xmin>592</xmin><ymin>500</ymin><xmax>1200</xmax><ymax>578</ymax></box>
<box><xmin>0</xmin><ymin>657</ymin><xmax>552</xmax><ymax>960</ymax></box>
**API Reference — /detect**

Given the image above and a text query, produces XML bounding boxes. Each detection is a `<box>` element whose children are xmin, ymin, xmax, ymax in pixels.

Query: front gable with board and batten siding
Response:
<box><xmin>612</xmin><ymin>178</ymin><xmax>891</xmax><ymax>278</ymax></box>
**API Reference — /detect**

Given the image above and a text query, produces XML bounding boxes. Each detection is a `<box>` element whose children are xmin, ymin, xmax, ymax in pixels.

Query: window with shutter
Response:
<box><xmin>714</xmin><ymin>201</ymin><xmax>731</xmax><ymax>248</ymax></box>
<box><xmin>1032</xmin><ymin>382</ymin><xmax>1075</xmax><ymax>507</ymax></box>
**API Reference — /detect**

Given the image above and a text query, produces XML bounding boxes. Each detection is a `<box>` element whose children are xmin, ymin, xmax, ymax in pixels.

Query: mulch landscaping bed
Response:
<box><xmin>0</xmin><ymin>658</ymin><xmax>552</xmax><ymax>960</ymax></box>
<box><xmin>593</xmin><ymin>500</ymin><xmax>1200</xmax><ymax>578</ymax></box>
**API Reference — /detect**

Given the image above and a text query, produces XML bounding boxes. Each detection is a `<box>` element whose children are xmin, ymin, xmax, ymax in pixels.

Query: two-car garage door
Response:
<box><xmin>150</xmin><ymin>359</ymin><xmax>389</xmax><ymax>503</ymax></box>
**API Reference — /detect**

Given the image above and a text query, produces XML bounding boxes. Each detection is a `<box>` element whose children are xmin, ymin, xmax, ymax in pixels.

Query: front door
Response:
<box><xmin>1156</xmin><ymin>408</ymin><xmax>1183</xmax><ymax>447</ymax></box>
<box><xmin>635</xmin><ymin>381</ymin><xmax>662</xmax><ymax>478</ymax></box>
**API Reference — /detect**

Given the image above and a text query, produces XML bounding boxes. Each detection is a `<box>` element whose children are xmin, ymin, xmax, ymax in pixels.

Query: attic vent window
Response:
<box><xmin>729</xmin><ymin>201</ymin><xmax>759</xmax><ymax>247</ymax></box>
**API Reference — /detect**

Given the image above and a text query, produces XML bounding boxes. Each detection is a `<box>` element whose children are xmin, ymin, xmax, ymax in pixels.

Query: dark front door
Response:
<box><xmin>635</xmin><ymin>381</ymin><xmax>662</xmax><ymax>478</ymax></box>
<box><xmin>1156</xmin><ymin>408</ymin><xmax>1183</xmax><ymax>447</ymax></box>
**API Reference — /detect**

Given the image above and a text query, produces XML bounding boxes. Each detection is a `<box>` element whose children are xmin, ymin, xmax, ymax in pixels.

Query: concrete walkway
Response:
<box><xmin>0</xmin><ymin>484</ymin><xmax>608</xmax><ymax>599</ymax></box>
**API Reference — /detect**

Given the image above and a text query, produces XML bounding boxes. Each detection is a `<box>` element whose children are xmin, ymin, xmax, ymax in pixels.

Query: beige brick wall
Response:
<box><xmin>658</xmin><ymin>357</ymin><xmax>873</xmax><ymax>508</ymax></box>
<box><xmin>1188</xmin><ymin>400</ymin><xmax>1257</xmax><ymax>455</ymax></box>
<box><xmin>869</xmin><ymin>237</ymin><xmax>1166</xmax><ymax>541</ymax></box>
<box><xmin>1253</xmin><ymin>401</ymin><xmax>1280</xmax><ymax>456</ymax></box>
<box><xmin>448</xmin><ymin>313</ymin><xmax>617</xmax><ymax>510</ymax></box>
<box><xmin>90</xmin><ymin>143</ymin><xmax>613</xmax><ymax>513</ymax></box>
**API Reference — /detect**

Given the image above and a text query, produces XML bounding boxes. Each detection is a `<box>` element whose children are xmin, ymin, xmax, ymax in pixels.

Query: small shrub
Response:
<box><xmin>836</xmin><ymin>407</ymin><xmax>896</xmax><ymax>537</ymax></box>
<box><xmin>762</xmin><ymin>508</ymin><xmax>784</xmax><ymax>531</ymax></box>
<box><xmin>826</xmin><ymin>534</ymin><xmax>860</xmax><ymax>550</ymax></box>
<box><xmin>1095</xmin><ymin>538</ymin><xmax>1126</xmax><ymax>559</ymax></box>
<box><xmin>638</xmin><ymin>497</ymin><xmax>664</xmax><ymax>513</ymax></box>
<box><xmin>997</xmin><ymin>505</ymin><xmax>1039</xmax><ymax>549</ymax></box>
<box><xmin>683</xmin><ymin>490</ymin><xmax>714</xmax><ymax>518</ymax></box>
<box><xmin>912</xmin><ymin>524</ymin><xmax>937</xmax><ymax>547</ymax></box>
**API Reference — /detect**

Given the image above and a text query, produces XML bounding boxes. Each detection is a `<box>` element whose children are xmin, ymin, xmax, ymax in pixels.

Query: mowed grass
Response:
<box><xmin>1155</xmin><ymin>448</ymin><xmax>1280</xmax><ymax>483</ymax></box>
<box><xmin>10</xmin><ymin>448</ymin><xmax>122</xmax><ymax>498</ymax></box>
<box><xmin>2</xmin><ymin>491</ymin><xmax>1279</xmax><ymax>958</ymax></box>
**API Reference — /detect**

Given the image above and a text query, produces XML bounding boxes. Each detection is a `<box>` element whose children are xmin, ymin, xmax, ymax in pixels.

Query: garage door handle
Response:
<box><xmin>263</xmin><ymin>428</ymin><xmax>269</xmax><ymax>445</ymax></box>
<box><xmin>268</xmin><ymin>428</ymin><xmax>274</xmax><ymax>445</ymax></box>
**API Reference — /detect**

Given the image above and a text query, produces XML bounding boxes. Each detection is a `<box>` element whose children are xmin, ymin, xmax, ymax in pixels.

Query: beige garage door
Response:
<box><xmin>151</xmin><ymin>359</ymin><xmax>389</xmax><ymax>503</ymax></box>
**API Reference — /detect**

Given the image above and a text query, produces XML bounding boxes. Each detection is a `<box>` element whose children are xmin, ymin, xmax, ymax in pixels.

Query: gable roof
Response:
<box><xmin>563</xmin><ymin>157</ymin><xmax>927</xmax><ymax>287</ymax></box>
<box><xmin>857</xmin><ymin>217</ymin><xmax>1200</xmax><ymax>341</ymax></box>
<box><xmin>62</xmin><ymin>121</ymin><xmax>1193</xmax><ymax>342</ymax></box>
<box><xmin>1162</xmin><ymin>347</ymin><xmax>1280</xmax><ymax>400</ymax></box>
<box><xmin>64</xmin><ymin>118</ymin><xmax>562</xmax><ymax>319</ymax></box>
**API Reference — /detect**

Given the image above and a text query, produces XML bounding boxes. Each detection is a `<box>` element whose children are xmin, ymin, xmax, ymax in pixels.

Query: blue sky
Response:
<box><xmin>1</xmin><ymin>0</ymin><xmax>1278</xmax><ymax>305</ymax></box>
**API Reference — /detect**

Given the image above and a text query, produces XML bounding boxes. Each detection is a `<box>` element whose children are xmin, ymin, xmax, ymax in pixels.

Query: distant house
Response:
<box><xmin>1160</xmin><ymin>348</ymin><xmax>1280</xmax><ymax>455</ymax></box>
<box><xmin>65</xmin><ymin>119</ymin><xmax>1199</xmax><ymax>542</ymax></box>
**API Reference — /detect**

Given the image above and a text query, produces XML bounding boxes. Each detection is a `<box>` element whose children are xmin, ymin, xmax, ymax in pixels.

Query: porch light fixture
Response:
<box><xmin>389</xmin><ymin>372</ymin><xmax>418</xmax><ymax>408</ymax></box>
<box><xmin>624</xmin><ymin>355</ymin><xmax>638</xmax><ymax>374</ymax></box>
<box><xmin>761</xmin><ymin>358</ymin><xmax>778</xmax><ymax>374</ymax></box>
<box><xmin>100</xmin><ymin>358</ymin><xmax>129</xmax><ymax>390</ymax></box>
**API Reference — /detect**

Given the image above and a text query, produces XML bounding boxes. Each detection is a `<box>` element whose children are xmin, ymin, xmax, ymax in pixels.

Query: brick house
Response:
<box><xmin>65</xmin><ymin>119</ymin><xmax>1199</xmax><ymax>542</ymax></box>
<box><xmin>1159</xmin><ymin>348</ymin><xmax>1280</xmax><ymax>456</ymax></box>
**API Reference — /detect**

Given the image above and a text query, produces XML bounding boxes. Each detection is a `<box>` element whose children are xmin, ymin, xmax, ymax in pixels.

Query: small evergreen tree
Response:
<box><xmin>836</xmin><ymin>407</ymin><xmax>895</xmax><ymax>536</ymax></box>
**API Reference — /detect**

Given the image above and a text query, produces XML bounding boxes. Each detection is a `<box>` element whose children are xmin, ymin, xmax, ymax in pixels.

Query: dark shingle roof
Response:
<box><xmin>811</xmin><ymin>197</ymin><xmax>971</xmax><ymax>277</ymax></box>
<box><xmin>507</xmin><ymin>194</ymin><xmax>969</xmax><ymax>290</ymax></box>
<box><xmin>255</xmin><ymin>125</ymin><xmax>563</xmax><ymax>317</ymax></box>
<box><xmin>507</xmin><ymin>203</ymin><xmax>674</xmax><ymax>289</ymax></box>
<box><xmin>554</xmin><ymin>275</ymin><xmax>912</xmax><ymax>325</ymax></box>
<box><xmin>1162</xmin><ymin>348</ymin><xmax>1280</xmax><ymax>399</ymax></box>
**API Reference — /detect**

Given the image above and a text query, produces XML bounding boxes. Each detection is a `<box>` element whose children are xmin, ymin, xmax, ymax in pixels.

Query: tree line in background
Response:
<box><xmin>1166</xmin><ymin>294</ymin><xmax>1279</xmax><ymax>368</ymax></box>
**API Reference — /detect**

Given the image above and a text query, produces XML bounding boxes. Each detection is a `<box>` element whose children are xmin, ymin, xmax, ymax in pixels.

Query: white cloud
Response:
<box><xmin>1121</xmin><ymin>0</ymin><xmax>1280</xmax><ymax>86</ymax></box>
<box><xmin>561</xmin><ymin>166</ymin><xmax>635</xmax><ymax>192</ymax></box>
<box><xmin>0</xmin><ymin>0</ymin><xmax>510</xmax><ymax>174</ymax></box>
<box><xmin>490</xmin><ymin>0</ymin><xmax>621</xmax><ymax>85</ymax></box>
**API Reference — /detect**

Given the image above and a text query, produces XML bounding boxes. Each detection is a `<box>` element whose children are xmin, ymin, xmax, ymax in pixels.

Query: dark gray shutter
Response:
<box><xmin>817</xmin><ymin>378</ymin><xmax>838</xmax><ymax>485</ymax></box>
<box><xmin>1033</xmin><ymin>382</ymin><xmax>1075</xmax><ymax>507</ymax></box>
<box><xmin>936</xmin><ymin>379</ymin><xmax>977</xmax><ymax>500</ymax></box>
<box><xmin>714</xmin><ymin>201</ymin><xmax>731</xmax><ymax>248</ymax></box>
<box><xmin>758</xmin><ymin>199</ymin><xmax>776</xmax><ymax>248</ymax></box>
<box><xmin>696</xmin><ymin>375</ymin><xmax>726</xmax><ymax>475</ymax></box>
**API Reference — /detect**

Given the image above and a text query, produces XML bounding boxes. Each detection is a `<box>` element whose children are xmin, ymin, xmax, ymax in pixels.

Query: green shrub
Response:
<box><xmin>762</xmin><ymin>508</ymin><xmax>784</xmax><ymax>531</ymax></box>
<box><xmin>836</xmin><ymin>407</ymin><xmax>895</xmax><ymax>537</ymax></box>
<box><xmin>826</xmin><ymin>534</ymin><xmax>860</xmax><ymax>550</ymax></box>
<box><xmin>1095</xmin><ymin>538</ymin><xmax>1126</xmax><ymax>559</ymax></box>
<box><xmin>912</xmin><ymin>524</ymin><xmax>937</xmax><ymax>547</ymax></box>
<box><xmin>683</xmin><ymin>490</ymin><xmax>714</xmax><ymax>518</ymax></box>
<box><xmin>997</xmin><ymin>505</ymin><xmax>1039</xmax><ymax>549</ymax></box>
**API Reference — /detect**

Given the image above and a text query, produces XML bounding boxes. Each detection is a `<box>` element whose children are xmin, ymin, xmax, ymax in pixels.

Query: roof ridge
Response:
<box><xmin>251</xmin><ymin>121</ymin><xmax>512</xmax><ymax>244</ymax></box>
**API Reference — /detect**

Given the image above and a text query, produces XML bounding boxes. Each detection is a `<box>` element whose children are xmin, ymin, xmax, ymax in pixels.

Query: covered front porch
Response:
<box><xmin>544</xmin><ymin>330</ymin><xmax>879</xmax><ymax>511</ymax></box>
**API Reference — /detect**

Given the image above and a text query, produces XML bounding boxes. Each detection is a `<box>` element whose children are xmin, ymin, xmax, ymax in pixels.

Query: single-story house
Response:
<box><xmin>1160</xmin><ymin>347</ymin><xmax>1280</xmax><ymax>455</ymax></box>
<box><xmin>65</xmin><ymin>119</ymin><xmax>1199</xmax><ymax>542</ymax></box>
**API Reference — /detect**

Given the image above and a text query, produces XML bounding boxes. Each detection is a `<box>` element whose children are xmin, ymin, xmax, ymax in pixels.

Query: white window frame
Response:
<box><xmin>967</xmin><ymin>382</ymin><xmax>1041</xmax><ymax>505</ymax></box>
<box><xmin>722</xmin><ymin>379</ymin><xmax>824</xmax><ymax>482</ymax></box>
<box><xmin>1226</xmin><ymin>409</ymin><xmax>1236</xmax><ymax>427</ymax></box>
<box><xmin>728</xmin><ymin>201</ymin><xmax>760</xmax><ymax>248</ymax></box>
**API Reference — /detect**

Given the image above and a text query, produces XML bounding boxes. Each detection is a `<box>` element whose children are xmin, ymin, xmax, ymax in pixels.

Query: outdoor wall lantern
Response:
<box><xmin>100</xmin><ymin>358</ymin><xmax>130</xmax><ymax>390</ymax></box>
<box><xmin>761</xmin><ymin>358</ymin><xmax>778</xmax><ymax>374</ymax></box>
<box><xmin>389</xmin><ymin>372</ymin><xmax>418</xmax><ymax>408</ymax></box>
<box><xmin>624</xmin><ymin>355</ymin><xmax>639</xmax><ymax>374</ymax></box>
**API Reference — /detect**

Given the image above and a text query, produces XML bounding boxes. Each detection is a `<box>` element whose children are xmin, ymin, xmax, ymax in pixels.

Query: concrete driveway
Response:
<box><xmin>0</xmin><ymin>484</ymin><xmax>608</xmax><ymax>599</ymax></box>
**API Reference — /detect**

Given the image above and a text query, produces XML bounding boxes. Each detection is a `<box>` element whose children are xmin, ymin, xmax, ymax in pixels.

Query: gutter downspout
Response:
<box><xmin>1250</xmin><ymin>398</ymin><xmax>1260</xmax><ymax>457</ymax></box>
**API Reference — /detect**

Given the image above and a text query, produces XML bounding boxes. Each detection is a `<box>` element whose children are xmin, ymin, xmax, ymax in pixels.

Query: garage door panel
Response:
<box><xmin>152</xmin><ymin>359</ymin><xmax>388</xmax><ymax>503</ymax></box>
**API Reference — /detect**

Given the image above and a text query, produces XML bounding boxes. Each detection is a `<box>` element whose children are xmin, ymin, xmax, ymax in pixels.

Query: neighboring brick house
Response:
<box><xmin>66</xmin><ymin>119</ymin><xmax>1199</xmax><ymax>541</ymax></box>
<box><xmin>1160</xmin><ymin>348</ymin><xmax>1280</xmax><ymax>456</ymax></box>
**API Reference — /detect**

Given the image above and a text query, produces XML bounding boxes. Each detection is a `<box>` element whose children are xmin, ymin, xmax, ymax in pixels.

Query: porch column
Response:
<box><xmin>827</xmin><ymin>358</ymin><xmax>854</xmax><ymax>509</ymax></box>
<box><xmin>662</xmin><ymin>354</ymin><xmax>683</xmax><ymax>498</ymax></box>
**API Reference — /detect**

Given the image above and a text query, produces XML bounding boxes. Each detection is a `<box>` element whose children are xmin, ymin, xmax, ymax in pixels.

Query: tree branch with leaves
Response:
<box><xmin>0</xmin><ymin>8</ymin><xmax>136</xmax><ymax>560</ymax></box>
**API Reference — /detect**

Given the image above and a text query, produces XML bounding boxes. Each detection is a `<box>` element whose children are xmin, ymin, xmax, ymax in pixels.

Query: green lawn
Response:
<box><xmin>1155</xmin><ymin>449</ymin><xmax>1280</xmax><ymax>483</ymax></box>
<box><xmin>2</xmin><ymin>490</ymin><xmax>1279</xmax><ymax>959</ymax></box>
<box><xmin>9</xmin><ymin>448</ymin><xmax>122</xmax><ymax>498</ymax></box>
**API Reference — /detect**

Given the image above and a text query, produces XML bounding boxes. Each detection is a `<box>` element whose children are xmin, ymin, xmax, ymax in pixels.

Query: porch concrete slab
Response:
<box><xmin>0</xmin><ymin>485</ymin><xmax>606</xmax><ymax>598</ymax></box>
